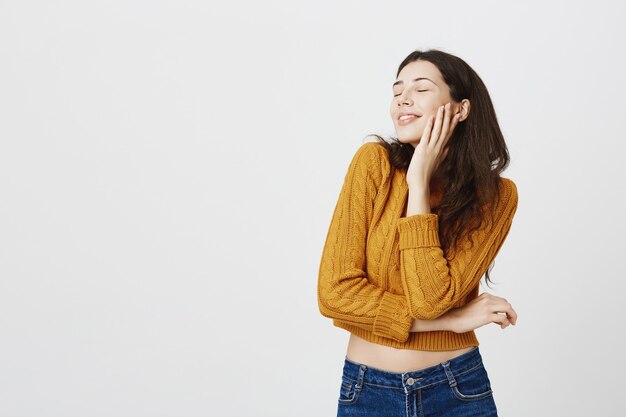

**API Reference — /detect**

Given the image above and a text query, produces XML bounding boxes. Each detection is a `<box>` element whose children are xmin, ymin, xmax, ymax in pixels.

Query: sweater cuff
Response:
<box><xmin>397</xmin><ymin>213</ymin><xmax>441</xmax><ymax>250</ymax></box>
<box><xmin>373</xmin><ymin>292</ymin><xmax>413</xmax><ymax>343</ymax></box>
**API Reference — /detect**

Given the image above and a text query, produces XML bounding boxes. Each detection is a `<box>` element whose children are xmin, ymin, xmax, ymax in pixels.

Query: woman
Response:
<box><xmin>317</xmin><ymin>49</ymin><xmax>519</xmax><ymax>416</ymax></box>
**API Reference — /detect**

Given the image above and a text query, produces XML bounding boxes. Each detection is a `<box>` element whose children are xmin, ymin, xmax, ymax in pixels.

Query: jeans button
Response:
<box><xmin>406</xmin><ymin>377</ymin><xmax>415</xmax><ymax>385</ymax></box>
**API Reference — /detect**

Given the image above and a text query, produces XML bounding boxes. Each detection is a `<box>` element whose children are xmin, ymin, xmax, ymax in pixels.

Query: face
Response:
<box><xmin>390</xmin><ymin>60</ymin><xmax>468</xmax><ymax>148</ymax></box>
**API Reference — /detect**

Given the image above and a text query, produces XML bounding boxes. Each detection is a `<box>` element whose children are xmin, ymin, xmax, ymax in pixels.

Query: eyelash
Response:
<box><xmin>394</xmin><ymin>90</ymin><xmax>428</xmax><ymax>97</ymax></box>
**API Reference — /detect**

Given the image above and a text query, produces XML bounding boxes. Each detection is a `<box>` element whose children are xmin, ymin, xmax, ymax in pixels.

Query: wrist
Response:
<box><xmin>405</xmin><ymin>186</ymin><xmax>431</xmax><ymax>217</ymax></box>
<box><xmin>439</xmin><ymin>313</ymin><xmax>456</xmax><ymax>333</ymax></box>
<box><xmin>407</xmin><ymin>182</ymin><xmax>429</xmax><ymax>193</ymax></box>
<box><xmin>411</xmin><ymin>316</ymin><xmax>453</xmax><ymax>333</ymax></box>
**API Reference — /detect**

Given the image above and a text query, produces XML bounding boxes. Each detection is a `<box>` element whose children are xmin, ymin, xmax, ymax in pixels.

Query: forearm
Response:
<box><xmin>410</xmin><ymin>313</ymin><xmax>454</xmax><ymax>333</ymax></box>
<box><xmin>398</xmin><ymin>180</ymin><xmax>518</xmax><ymax>321</ymax></box>
<box><xmin>405</xmin><ymin>186</ymin><xmax>431</xmax><ymax>216</ymax></box>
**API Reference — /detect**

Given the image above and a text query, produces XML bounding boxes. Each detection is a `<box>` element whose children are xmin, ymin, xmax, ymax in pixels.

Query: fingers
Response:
<box><xmin>497</xmin><ymin>300</ymin><xmax>517</xmax><ymax>325</ymax></box>
<box><xmin>479</xmin><ymin>292</ymin><xmax>518</xmax><ymax>326</ymax></box>
<box><xmin>418</xmin><ymin>103</ymin><xmax>460</xmax><ymax>168</ymax></box>
<box><xmin>441</xmin><ymin>146</ymin><xmax>450</xmax><ymax>162</ymax></box>
<box><xmin>419</xmin><ymin>114</ymin><xmax>435</xmax><ymax>149</ymax></box>
<box><xmin>437</xmin><ymin>103</ymin><xmax>451</xmax><ymax>149</ymax></box>
<box><xmin>442</xmin><ymin>111</ymin><xmax>461</xmax><ymax>150</ymax></box>
<box><xmin>429</xmin><ymin>105</ymin><xmax>445</xmax><ymax>147</ymax></box>
<box><xmin>490</xmin><ymin>313</ymin><xmax>511</xmax><ymax>329</ymax></box>
<box><xmin>431</xmin><ymin>102</ymin><xmax>460</xmax><ymax>154</ymax></box>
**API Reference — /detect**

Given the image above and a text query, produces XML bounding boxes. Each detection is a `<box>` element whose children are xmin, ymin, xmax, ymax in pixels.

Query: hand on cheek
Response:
<box><xmin>406</xmin><ymin>101</ymin><xmax>461</xmax><ymax>188</ymax></box>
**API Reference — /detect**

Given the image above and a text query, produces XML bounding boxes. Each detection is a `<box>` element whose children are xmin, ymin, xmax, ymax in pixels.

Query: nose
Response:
<box><xmin>397</xmin><ymin>92</ymin><xmax>412</xmax><ymax>106</ymax></box>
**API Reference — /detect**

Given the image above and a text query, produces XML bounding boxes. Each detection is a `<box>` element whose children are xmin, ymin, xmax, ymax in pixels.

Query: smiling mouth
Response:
<box><xmin>398</xmin><ymin>115</ymin><xmax>421</xmax><ymax>125</ymax></box>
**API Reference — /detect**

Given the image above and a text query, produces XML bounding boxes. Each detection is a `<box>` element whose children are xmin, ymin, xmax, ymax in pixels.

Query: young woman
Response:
<box><xmin>317</xmin><ymin>49</ymin><xmax>519</xmax><ymax>416</ymax></box>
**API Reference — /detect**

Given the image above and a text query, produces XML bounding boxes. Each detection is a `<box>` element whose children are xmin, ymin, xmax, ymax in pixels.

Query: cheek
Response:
<box><xmin>424</xmin><ymin>105</ymin><xmax>443</xmax><ymax>121</ymax></box>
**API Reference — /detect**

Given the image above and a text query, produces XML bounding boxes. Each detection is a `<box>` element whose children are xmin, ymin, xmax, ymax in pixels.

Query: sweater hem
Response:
<box><xmin>333</xmin><ymin>319</ymin><xmax>479</xmax><ymax>351</ymax></box>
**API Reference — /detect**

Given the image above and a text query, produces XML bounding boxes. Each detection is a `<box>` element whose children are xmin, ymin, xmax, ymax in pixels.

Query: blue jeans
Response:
<box><xmin>337</xmin><ymin>346</ymin><xmax>498</xmax><ymax>416</ymax></box>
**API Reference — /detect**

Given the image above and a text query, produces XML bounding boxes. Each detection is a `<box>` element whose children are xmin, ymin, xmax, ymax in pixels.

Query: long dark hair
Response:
<box><xmin>368</xmin><ymin>49</ymin><xmax>511</xmax><ymax>287</ymax></box>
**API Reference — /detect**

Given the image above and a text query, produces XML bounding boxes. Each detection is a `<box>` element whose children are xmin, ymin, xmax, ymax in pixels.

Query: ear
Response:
<box><xmin>458</xmin><ymin>99</ymin><xmax>471</xmax><ymax>122</ymax></box>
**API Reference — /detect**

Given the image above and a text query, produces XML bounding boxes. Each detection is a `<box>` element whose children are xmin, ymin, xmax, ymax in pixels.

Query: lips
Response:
<box><xmin>397</xmin><ymin>114</ymin><xmax>421</xmax><ymax>125</ymax></box>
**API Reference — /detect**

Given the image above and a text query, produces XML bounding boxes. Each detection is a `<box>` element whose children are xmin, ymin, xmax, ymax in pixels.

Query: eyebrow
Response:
<box><xmin>392</xmin><ymin>77</ymin><xmax>437</xmax><ymax>88</ymax></box>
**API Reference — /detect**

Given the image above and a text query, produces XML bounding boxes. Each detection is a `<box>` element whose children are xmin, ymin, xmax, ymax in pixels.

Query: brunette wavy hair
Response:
<box><xmin>367</xmin><ymin>49</ymin><xmax>511</xmax><ymax>287</ymax></box>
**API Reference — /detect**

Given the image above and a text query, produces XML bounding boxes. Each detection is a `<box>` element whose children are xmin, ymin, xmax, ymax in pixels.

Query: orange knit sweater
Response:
<box><xmin>317</xmin><ymin>141</ymin><xmax>518</xmax><ymax>351</ymax></box>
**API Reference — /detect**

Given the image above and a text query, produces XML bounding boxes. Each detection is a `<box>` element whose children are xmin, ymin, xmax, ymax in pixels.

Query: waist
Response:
<box><xmin>347</xmin><ymin>333</ymin><xmax>476</xmax><ymax>373</ymax></box>
<box><xmin>341</xmin><ymin>344</ymin><xmax>483</xmax><ymax>389</ymax></box>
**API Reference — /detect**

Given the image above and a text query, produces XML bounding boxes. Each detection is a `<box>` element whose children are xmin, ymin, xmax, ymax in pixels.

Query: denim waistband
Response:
<box><xmin>342</xmin><ymin>346</ymin><xmax>484</xmax><ymax>390</ymax></box>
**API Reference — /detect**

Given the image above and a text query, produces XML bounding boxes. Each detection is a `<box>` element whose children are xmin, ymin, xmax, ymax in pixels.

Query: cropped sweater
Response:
<box><xmin>317</xmin><ymin>141</ymin><xmax>518</xmax><ymax>351</ymax></box>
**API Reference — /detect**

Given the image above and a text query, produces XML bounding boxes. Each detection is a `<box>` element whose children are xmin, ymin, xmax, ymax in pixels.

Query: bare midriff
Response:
<box><xmin>346</xmin><ymin>333</ymin><xmax>475</xmax><ymax>373</ymax></box>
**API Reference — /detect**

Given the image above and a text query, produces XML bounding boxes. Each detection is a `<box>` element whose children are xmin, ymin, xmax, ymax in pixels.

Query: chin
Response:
<box><xmin>396</xmin><ymin>134</ymin><xmax>421</xmax><ymax>143</ymax></box>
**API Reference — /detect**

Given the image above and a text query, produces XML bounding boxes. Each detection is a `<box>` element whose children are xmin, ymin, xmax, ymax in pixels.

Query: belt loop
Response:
<box><xmin>355</xmin><ymin>364</ymin><xmax>367</xmax><ymax>390</ymax></box>
<box><xmin>441</xmin><ymin>361</ymin><xmax>458</xmax><ymax>388</ymax></box>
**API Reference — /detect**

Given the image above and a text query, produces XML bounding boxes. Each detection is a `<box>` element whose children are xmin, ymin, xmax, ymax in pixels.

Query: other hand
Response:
<box><xmin>445</xmin><ymin>292</ymin><xmax>518</xmax><ymax>334</ymax></box>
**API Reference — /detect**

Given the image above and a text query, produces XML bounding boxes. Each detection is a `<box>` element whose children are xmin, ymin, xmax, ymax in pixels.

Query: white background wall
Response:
<box><xmin>1</xmin><ymin>1</ymin><xmax>624</xmax><ymax>416</ymax></box>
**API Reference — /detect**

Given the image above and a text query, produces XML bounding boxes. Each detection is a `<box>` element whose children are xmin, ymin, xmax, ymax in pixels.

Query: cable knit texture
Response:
<box><xmin>317</xmin><ymin>141</ymin><xmax>518</xmax><ymax>351</ymax></box>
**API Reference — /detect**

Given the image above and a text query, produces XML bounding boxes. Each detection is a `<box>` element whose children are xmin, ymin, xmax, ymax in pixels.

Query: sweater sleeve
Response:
<box><xmin>317</xmin><ymin>142</ymin><xmax>414</xmax><ymax>343</ymax></box>
<box><xmin>396</xmin><ymin>178</ymin><xmax>519</xmax><ymax>320</ymax></box>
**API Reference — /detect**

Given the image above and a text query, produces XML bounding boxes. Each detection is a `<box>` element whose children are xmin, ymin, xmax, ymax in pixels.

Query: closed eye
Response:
<box><xmin>394</xmin><ymin>90</ymin><xmax>428</xmax><ymax>97</ymax></box>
